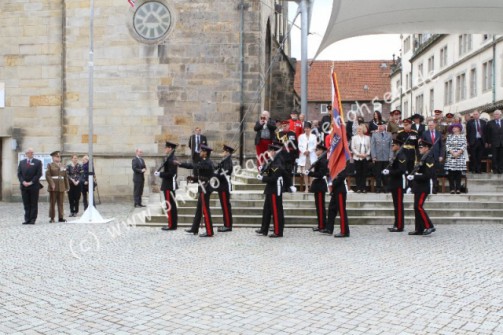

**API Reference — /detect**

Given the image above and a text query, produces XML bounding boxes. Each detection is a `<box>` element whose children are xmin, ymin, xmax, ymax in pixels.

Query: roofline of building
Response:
<box><xmin>409</xmin><ymin>34</ymin><xmax>447</xmax><ymax>62</ymax></box>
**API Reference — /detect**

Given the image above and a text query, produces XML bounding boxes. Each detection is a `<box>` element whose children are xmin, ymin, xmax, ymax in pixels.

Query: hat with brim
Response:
<box><xmin>268</xmin><ymin>144</ymin><xmax>282</xmax><ymax>151</ymax></box>
<box><xmin>390</xmin><ymin>109</ymin><xmax>402</xmax><ymax>116</ymax></box>
<box><xmin>402</xmin><ymin>118</ymin><xmax>412</xmax><ymax>125</ymax></box>
<box><xmin>50</xmin><ymin>151</ymin><xmax>61</xmax><ymax>157</ymax></box>
<box><xmin>411</xmin><ymin>113</ymin><xmax>424</xmax><ymax>122</ymax></box>
<box><xmin>418</xmin><ymin>139</ymin><xmax>433</xmax><ymax>148</ymax></box>
<box><xmin>165</xmin><ymin>141</ymin><xmax>177</xmax><ymax>149</ymax></box>
<box><xmin>223</xmin><ymin>145</ymin><xmax>235</xmax><ymax>153</ymax></box>
<box><xmin>448</xmin><ymin>123</ymin><xmax>463</xmax><ymax>133</ymax></box>
<box><xmin>315</xmin><ymin>144</ymin><xmax>327</xmax><ymax>151</ymax></box>
<box><xmin>200</xmin><ymin>144</ymin><xmax>213</xmax><ymax>152</ymax></box>
<box><xmin>434</xmin><ymin>109</ymin><xmax>443</xmax><ymax>115</ymax></box>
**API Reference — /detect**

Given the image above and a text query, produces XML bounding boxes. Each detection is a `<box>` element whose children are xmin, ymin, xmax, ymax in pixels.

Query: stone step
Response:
<box><xmin>141</xmin><ymin>216</ymin><xmax>502</xmax><ymax>227</ymax></box>
<box><xmin>182</xmin><ymin>191</ymin><xmax>503</xmax><ymax>202</ymax></box>
<box><xmin>172</xmin><ymin>206</ymin><xmax>503</xmax><ymax>217</ymax></box>
<box><xmin>171</xmin><ymin>198</ymin><xmax>503</xmax><ymax>209</ymax></box>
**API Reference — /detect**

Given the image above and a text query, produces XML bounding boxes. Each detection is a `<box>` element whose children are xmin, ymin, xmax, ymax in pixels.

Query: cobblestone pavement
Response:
<box><xmin>1</xmin><ymin>201</ymin><xmax>503</xmax><ymax>335</ymax></box>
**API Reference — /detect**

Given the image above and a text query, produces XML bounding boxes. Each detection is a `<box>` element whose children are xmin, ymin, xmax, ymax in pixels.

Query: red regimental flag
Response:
<box><xmin>327</xmin><ymin>70</ymin><xmax>351</xmax><ymax>183</ymax></box>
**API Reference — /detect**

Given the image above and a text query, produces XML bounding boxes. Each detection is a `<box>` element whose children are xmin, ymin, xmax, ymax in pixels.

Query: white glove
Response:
<box><xmin>407</xmin><ymin>175</ymin><xmax>414</xmax><ymax>181</ymax></box>
<box><xmin>154</xmin><ymin>171</ymin><xmax>160</xmax><ymax>177</ymax></box>
<box><xmin>304</xmin><ymin>170</ymin><xmax>310</xmax><ymax>176</ymax></box>
<box><xmin>295</xmin><ymin>158</ymin><xmax>299</xmax><ymax>164</ymax></box>
<box><xmin>258</xmin><ymin>165</ymin><xmax>263</xmax><ymax>172</ymax></box>
<box><xmin>256</xmin><ymin>175</ymin><xmax>263</xmax><ymax>181</ymax></box>
<box><xmin>290</xmin><ymin>186</ymin><xmax>297</xmax><ymax>193</ymax></box>
<box><xmin>382</xmin><ymin>169</ymin><xmax>389</xmax><ymax>175</ymax></box>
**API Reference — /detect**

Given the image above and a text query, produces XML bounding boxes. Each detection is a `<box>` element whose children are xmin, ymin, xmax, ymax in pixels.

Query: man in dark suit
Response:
<box><xmin>188</xmin><ymin>127</ymin><xmax>207</xmax><ymax>164</ymax></box>
<box><xmin>17</xmin><ymin>148</ymin><xmax>43</xmax><ymax>224</ymax></box>
<box><xmin>485</xmin><ymin>110</ymin><xmax>503</xmax><ymax>174</ymax></box>
<box><xmin>422</xmin><ymin>119</ymin><xmax>444</xmax><ymax>193</ymax></box>
<box><xmin>132</xmin><ymin>148</ymin><xmax>147</xmax><ymax>207</ymax></box>
<box><xmin>466</xmin><ymin>110</ymin><xmax>487</xmax><ymax>173</ymax></box>
<box><xmin>155</xmin><ymin>142</ymin><xmax>178</xmax><ymax>231</ymax></box>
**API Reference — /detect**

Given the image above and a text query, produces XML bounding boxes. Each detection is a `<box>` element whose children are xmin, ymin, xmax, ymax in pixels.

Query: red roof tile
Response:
<box><xmin>294</xmin><ymin>60</ymin><xmax>393</xmax><ymax>102</ymax></box>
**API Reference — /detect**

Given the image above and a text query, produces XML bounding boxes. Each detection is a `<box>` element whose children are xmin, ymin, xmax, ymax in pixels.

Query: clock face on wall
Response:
<box><xmin>132</xmin><ymin>1</ymin><xmax>173</xmax><ymax>43</ymax></box>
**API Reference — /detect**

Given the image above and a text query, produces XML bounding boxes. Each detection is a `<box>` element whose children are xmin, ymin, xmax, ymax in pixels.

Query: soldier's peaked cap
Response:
<box><xmin>200</xmin><ymin>144</ymin><xmax>213</xmax><ymax>152</ymax></box>
<box><xmin>50</xmin><ymin>151</ymin><xmax>61</xmax><ymax>157</ymax></box>
<box><xmin>223</xmin><ymin>145</ymin><xmax>235</xmax><ymax>153</ymax></box>
<box><xmin>165</xmin><ymin>141</ymin><xmax>177</xmax><ymax>149</ymax></box>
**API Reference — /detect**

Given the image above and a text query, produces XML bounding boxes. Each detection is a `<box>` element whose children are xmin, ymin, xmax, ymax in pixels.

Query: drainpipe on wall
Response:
<box><xmin>238</xmin><ymin>0</ymin><xmax>245</xmax><ymax>166</ymax></box>
<box><xmin>60</xmin><ymin>0</ymin><xmax>67</xmax><ymax>153</ymax></box>
<box><xmin>410</xmin><ymin>64</ymin><xmax>413</xmax><ymax>117</ymax></box>
<box><xmin>492</xmin><ymin>35</ymin><xmax>496</xmax><ymax>104</ymax></box>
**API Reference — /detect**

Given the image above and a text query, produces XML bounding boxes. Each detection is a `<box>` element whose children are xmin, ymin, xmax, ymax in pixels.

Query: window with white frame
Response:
<box><xmin>350</xmin><ymin>103</ymin><xmax>358</xmax><ymax>112</ymax></box>
<box><xmin>482</xmin><ymin>60</ymin><xmax>494</xmax><ymax>92</ymax></box>
<box><xmin>320</xmin><ymin>104</ymin><xmax>328</xmax><ymax>114</ymax></box>
<box><xmin>470</xmin><ymin>68</ymin><xmax>477</xmax><ymax>98</ymax></box>
<box><xmin>456</xmin><ymin>73</ymin><xmax>466</xmax><ymax>102</ymax></box>
<box><xmin>458</xmin><ymin>34</ymin><xmax>472</xmax><ymax>56</ymax></box>
<box><xmin>373</xmin><ymin>102</ymin><xmax>382</xmax><ymax>113</ymax></box>
<box><xmin>444</xmin><ymin>79</ymin><xmax>453</xmax><ymax>105</ymax></box>
<box><xmin>418</xmin><ymin>63</ymin><xmax>424</xmax><ymax>82</ymax></box>
<box><xmin>415</xmin><ymin>94</ymin><xmax>424</xmax><ymax>114</ymax></box>
<box><xmin>427</xmin><ymin>56</ymin><xmax>434</xmax><ymax>75</ymax></box>
<box><xmin>429</xmin><ymin>89</ymin><xmax>434</xmax><ymax>112</ymax></box>
<box><xmin>404</xmin><ymin>101</ymin><xmax>409</xmax><ymax>115</ymax></box>
<box><xmin>404</xmin><ymin>36</ymin><xmax>411</xmax><ymax>53</ymax></box>
<box><xmin>440</xmin><ymin>46</ymin><xmax>448</xmax><ymax>68</ymax></box>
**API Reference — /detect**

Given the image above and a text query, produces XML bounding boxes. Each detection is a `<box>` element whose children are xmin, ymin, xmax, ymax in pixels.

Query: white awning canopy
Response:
<box><xmin>315</xmin><ymin>0</ymin><xmax>503</xmax><ymax>58</ymax></box>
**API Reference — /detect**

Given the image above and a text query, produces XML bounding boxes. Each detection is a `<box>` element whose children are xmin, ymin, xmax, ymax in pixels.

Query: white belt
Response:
<box><xmin>51</xmin><ymin>176</ymin><xmax>63</xmax><ymax>179</ymax></box>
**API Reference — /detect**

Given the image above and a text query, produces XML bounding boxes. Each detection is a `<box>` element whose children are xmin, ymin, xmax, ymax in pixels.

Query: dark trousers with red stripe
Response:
<box><xmin>191</xmin><ymin>192</ymin><xmax>214</xmax><ymax>236</ymax></box>
<box><xmin>314</xmin><ymin>192</ymin><xmax>326</xmax><ymax>230</ymax></box>
<box><xmin>326</xmin><ymin>192</ymin><xmax>349</xmax><ymax>235</ymax></box>
<box><xmin>260</xmin><ymin>193</ymin><xmax>284</xmax><ymax>236</ymax></box>
<box><xmin>218</xmin><ymin>190</ymin><xmax>233</xmax><ymax>228</ymax></box>
<box><xmin>391</xmin><ymin>187</ymin><xmax>404</xmax><ymax>230</ymax></box>
<box><xmin>414</xmin><ymin>192</ymin><xmax>433</xmax><ymax>232</ymax></box>
<box><xmin>164</xmin><ymin>190</ymin><xmax>178</xmax><ymax>229</ymax></box>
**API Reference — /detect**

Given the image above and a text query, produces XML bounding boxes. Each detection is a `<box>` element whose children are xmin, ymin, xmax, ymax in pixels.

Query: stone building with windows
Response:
<box><xmin>294</xmin><ymin>60</ymin><xmax>393</xmax><ymax>123</ymax></box>
<box><xmin>390</xmin><ymin>34</ymin><xmax>503</xmax><ymax>119</ymax></box>
<box><xmin>0</xmin><ymin>0</ymin><xmax>296</xmax><ymax>201</ymax></box>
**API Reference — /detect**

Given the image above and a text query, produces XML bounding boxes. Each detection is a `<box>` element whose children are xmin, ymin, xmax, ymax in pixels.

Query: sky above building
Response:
<box><xmin>288</xmin><ymin>0</ymin><xmax>401</xmax><ymax>61</ymax></box>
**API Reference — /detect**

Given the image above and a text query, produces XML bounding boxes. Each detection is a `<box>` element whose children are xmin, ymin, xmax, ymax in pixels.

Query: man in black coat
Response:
<box><xmin>177</xmin><ymin>145</ymin><xmax>216</xmax><ymax>237</ymax></box>
<box><xmin>321</xmin><ymin>160</ymin><xmax>353</xmax><ymax>238</ymax></box>
<box><xmin>155</xmin><ymin>142</ymin><xmax>178</xmax><ymax>231</ymax></box>
<box><xmin>188</xmin><ymin>127</ymin><xmax>207</xmax><ymax>164</ymax></box>
<box><xmin>215</xmin><ymin>145</ymin><xmax>235</xmax><ymax>232</ymax></box>
<box><xmin>276</xmin><ymin>120</ymin><xmax>298</xmax><ymax>192</ymax></box>
<box><xmin>17</xmin><ymin>148</ymin><xmax>43</xmax><ymax>224</ymax></box>
<box><xmin>132</xmin><ymin>148</ymin><xmax>147</xmax><ymax>207</ymax></box>
<box><xmin>407</xmin><ymin>140</ymin><xmax>436</xmax><ymax>236</ymax></box>
<box><xmin>307</xmin><ymin>145</ymin><xmax>328</xmax><ymax>232</ymax></box>
<box><xmin>382</xmin><ymin>139</ymin><xmax>407</xmax><ymax>232</ymax></box>
<box><xmin>466</xmin><ymin>110</ymin><xmax>487</xmax><ymax>173</ymax></box>
<box><xmin>254</xmin><ymin>110</ymin><xmax>277</xmax><ymax>168</ymax></box>
<box><xmin>256</xmin><ymin>144</ymin><xmax>285</xmax><ymax>238</ymax></box>
<box><xmin>484</xmin><ymin>110</ymin><xmax>503</xmax><ymax>174</ymax></box>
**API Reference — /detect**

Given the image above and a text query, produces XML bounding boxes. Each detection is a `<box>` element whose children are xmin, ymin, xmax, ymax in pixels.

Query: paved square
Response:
<box><xmin>1</xmin><ymin>201</ymin><xmax>502</xmax><ymax>334</ymax></box>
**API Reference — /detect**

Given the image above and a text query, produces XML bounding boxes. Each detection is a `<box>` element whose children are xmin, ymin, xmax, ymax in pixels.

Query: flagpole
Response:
<box><xmin>300</xmin><ymin>0</ymin><xmax>309</xmax><ymax>117</ymax></box>
<box><xmin>75</xmin><ymin>0</ymin><xmax>113</xmax><ymax>223</ymax></box>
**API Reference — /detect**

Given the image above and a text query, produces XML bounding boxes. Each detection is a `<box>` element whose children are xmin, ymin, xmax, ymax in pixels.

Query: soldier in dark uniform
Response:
<box><xmin>155</xmin><ymin>141</ymin><xmax>178</xmax><ymax>231</ymax></box>
<box><xmin>382</xmin><ymin>139</ymin><xmax>407</xmax><ymax>232</ymax></box>
<box><xmin>177</xmin><ymin>145</ymin><xmax>216</xmax><ymax>237</ymax></box>
<box><xmin>46</xmin><ymin>151</ymin><xmax>70</xmax><ymax>223</ymax></box>
<box><xmin>256</xmin><ymin>144</ymin><xmax>285</xmax><ymax>238</ymax></box>
<box><xmin>321</xmin><ymin>160</ymin><xmax>353</xmax><ymax>238</ymax></box>
<box><xmin>307</xmin><ymin>144</ymin><xmax>328</xmax><ymax>232</ymax></box>
<box><xmin>407</xmin><ymin>140</ymin><xmax>436</xmax><ymax>236</ymax></box>
<box><xmin>215</xmin><ymin>145</ymin><xmax>234</xmax><ymax>232</ymax></box>
<box><xmin>276</xmin><ymin>120</ymin><xmax>298</xmax><ymax>192</ymax></box>
<box><xmin>396</xmin><ymin>118</ymin><xmax>419</xmax><ymax>176</ymax></box>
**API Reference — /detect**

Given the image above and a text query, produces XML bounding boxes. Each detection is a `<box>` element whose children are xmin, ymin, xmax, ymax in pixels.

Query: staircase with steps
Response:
<box><xmin>139</xmin><ymin>170</ymin><xmax>503</xmax><ymax>228</ymax></box>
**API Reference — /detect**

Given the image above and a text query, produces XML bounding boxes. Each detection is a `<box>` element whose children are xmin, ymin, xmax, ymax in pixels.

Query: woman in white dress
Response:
<box><xmin>351</xmin><ymin>124</ymin><xmax>371</xmax><ymax>193</ymax></box>
<box><xmin>298</xmin><ymin>123</ymin><xmax>318</xmax><ymax>192</ymax></box>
